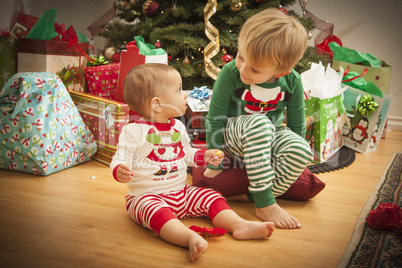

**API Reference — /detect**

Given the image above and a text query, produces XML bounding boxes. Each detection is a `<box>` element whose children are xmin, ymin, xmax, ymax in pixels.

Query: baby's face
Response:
<box><xmin>235</xmin><ymin>48</ymin><xmax>286</xmax><ymax>84</ymax></box>
<box><xmin>159</xmin><ymin>70</ymin><xmax>188</xmax><ymax>117</ymax></box>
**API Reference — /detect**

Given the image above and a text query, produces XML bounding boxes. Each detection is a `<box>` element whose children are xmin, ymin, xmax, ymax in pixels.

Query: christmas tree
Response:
<box><xmin>100</xmin><ymin>0</ymin><xmax>331</xmax><ymax>89</ymax></box>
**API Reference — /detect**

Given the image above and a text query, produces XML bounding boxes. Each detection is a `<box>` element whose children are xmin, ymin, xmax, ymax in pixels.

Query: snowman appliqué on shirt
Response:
<box><xmin>145</xmin><ymin>127</ymin><xmax>185</xmax><ymax>176</ymax></box>
<box><xmin>234</xmin><ymin>84</ymin><xmax>292</xmax><ymax>114</ymax></box>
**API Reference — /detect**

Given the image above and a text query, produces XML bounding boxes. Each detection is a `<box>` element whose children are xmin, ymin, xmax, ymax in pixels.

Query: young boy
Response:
<box><xmin>110</xmin><ymin>63</ymin><xmax>274</xmax><ymax>262</ymax></box>
<box><xmin>203</xmin><ymin>8</ymin><xmax>313</xmax><ymax>229</ymax></box>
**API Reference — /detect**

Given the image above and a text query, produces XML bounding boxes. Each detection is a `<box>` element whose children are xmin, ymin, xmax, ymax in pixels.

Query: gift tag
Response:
<box><xmin>103</xmin><ymin>106</ymin><xmax>114</xmax><ymax>129</ymax></box>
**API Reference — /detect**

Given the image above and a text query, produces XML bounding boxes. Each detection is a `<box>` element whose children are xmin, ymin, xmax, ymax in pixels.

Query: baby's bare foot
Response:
<box><xmin>203</xmin><ymin>167</ymin><xmax>223</xmax><ymax>178</ymax></box>
<box><xmin>232</xmin><ymin>221</ymin><xmax>274</xmax><ymax>240</ymax></box>
<box><xmin>189</xmin><ymin>235</ymin><xmax>208</xmax><ymax>262</ymax></box>
<box><xmin>255</xmin><ymin>203</ymin><xmax>301</xmax><ymax>229</ymax></box>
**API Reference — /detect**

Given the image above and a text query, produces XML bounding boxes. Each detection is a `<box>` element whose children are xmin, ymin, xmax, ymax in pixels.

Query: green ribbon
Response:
<box><xmin>134</xmin><ymin>36</ymin><xmax>166</xmax><ymax>56</ymax></box>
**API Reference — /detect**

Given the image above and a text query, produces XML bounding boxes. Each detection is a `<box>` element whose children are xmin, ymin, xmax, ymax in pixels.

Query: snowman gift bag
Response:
<box><xmin>341</xmin><ymin>71</ymin><xmax>392</xmax><ymax>154</ymax></box>
<box><xmin>0</xmin><ymin>72</ymin><xmax>97</xmax><ymax>175</ymax></box>
<box><xmin>301</xmin><ymin>62</ymin><xmax>348</xmax><ymax>163</ymax></box>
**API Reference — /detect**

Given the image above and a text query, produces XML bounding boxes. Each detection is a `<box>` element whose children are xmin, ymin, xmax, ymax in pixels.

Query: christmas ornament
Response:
<box><xmin>221</xmin><ymin>51</ymin><xmax>233</xmax><ymax>65</ymax></box>
<box><xmin>308</xmin><ymin>31</ymin><xmax>313</xmax><ymax>40</ymax></box>
<box><xmin>111</xmin><ymin>52</ymin><xmax>121</xmax><ymax>63</ymax></box>
<box><xmin>171</xmin><ymin>0</ymin><xmax>178</xmax><ymax>12</ymax></box>
<box><xmin>183</xmin><ymin>57</ymin><xmax>190</xmax><ymax>66</ymax></box>
<box><xmin>105</xmin><ymin>46</ymin><xmax>117</xmax><ymax>60</ymax></box>
<box><xmin>130</xmin><ymin>0</ymin><xmax>137</xmax><ymax>5</ymax></box>
<box><xmin>155</xmin><ymin>40</ymin><xmax>161</xmax><ymax>48</ymax></box>
<box><xmin>231</xmin><ymin>0</ymin><xmax>243</xmax><ymax>11</ymax></box>
<box><xmin>183</xmin><ymin>47</ymin><xmax>190</xmax><ymax>66</ymax></box>
<box><xmin>142</xmin><ymin>0</ymin><xmax>160</xmax><ymax>17</ymax></box>
<box><xmin>277</xmin><ymin>5</ymin><xmax>288</xmax><ymax>15</ymax></box>
<box><xmin>122</xmin><ymin>0</ymin><xmax>130</xmax><ymax>9</ymax></box>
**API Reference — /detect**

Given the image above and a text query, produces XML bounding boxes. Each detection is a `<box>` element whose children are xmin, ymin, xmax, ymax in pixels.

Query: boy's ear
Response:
<box><xmin>274</xmin><ymin>71</ymin><xmax>291</xmax><ymax>78</ymax></box>
<box><xmin>151</xmin><ymin>97</ymin><xmax>162</xmax><ymax>112</ymax></box>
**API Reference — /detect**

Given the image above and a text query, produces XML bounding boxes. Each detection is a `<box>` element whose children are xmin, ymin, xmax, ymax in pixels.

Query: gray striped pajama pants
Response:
<box><xmin>222</xmin><ymin>114</ymin><xmax>313</xmax><ymax>197</ymax></box>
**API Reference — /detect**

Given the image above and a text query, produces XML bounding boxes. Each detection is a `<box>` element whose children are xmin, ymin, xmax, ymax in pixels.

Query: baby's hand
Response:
<box><xmin>116</xmin><ymin>163</ymin><xmax>133</xmax><ymax>183</ymax></box>
<box><xmin>204</xmin><ymin>149</ymin><xmax>224</xmax><ymax>167</ymax></box>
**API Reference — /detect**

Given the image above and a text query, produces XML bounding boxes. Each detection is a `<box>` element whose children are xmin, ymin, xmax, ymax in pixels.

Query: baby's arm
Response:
<box><xmin>114</xmin><ymin>163</ymin><xmax>133</xmax><ymax>183</ymax></box>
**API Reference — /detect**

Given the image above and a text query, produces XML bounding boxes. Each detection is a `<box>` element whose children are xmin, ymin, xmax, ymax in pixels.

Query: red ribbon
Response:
<box><xmin>342</xmin><ymin>66</ymin><xmax>368</xmax><ymax>82</ymax></box>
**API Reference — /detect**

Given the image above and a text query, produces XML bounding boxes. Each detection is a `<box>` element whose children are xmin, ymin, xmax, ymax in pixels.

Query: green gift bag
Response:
<box><xmin>0</xmin><ymin>36</ymin><xmax>17</xmax><ymax>89</ymax></box>
<box><xmin>330</xmin><ymin>42</ymin><xmax>392</xmax><ymax>93</ymax></box>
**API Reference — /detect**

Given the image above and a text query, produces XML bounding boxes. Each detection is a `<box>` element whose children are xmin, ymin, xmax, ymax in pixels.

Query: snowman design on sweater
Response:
<box><xmin>234</xmin><ymin>84</ymin><xmax>292</xmax><ymax>114</ymax></box>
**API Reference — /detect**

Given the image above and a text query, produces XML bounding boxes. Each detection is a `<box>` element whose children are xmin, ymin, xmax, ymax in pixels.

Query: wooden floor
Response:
<box><xmin>1</xmin><ymin>130</ymin><xmax>401</xmax><ymax>268</ymax></box>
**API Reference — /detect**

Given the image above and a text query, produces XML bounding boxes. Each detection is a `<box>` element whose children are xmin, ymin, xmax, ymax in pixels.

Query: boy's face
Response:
<box><xmin>235</xmin><ymin>48</ymin><xmax>288</xmax><ymax>84</ymax></box>
<box><xmin>159</xmin><ymin>70</ymin><xmax>188</xmax><ymax>118</ymax></box>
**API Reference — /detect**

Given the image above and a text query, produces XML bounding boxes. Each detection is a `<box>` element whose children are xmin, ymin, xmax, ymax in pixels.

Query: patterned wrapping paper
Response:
<box><xmin>17</xmin><ymin>39</ymin><xmax>88</xmax><ymax>92</ymax></box>
<box><xmin>69</xmin><ymin>91</ymin><xmax>130</xmax><ymax>164</ymax></box>
<box><xmin>0</xmin><ymin>72</ymin><xmax>97</xmax><ymax>175</ymax></box>
<box><xmin>84</xmin><ymin>63</ymin><xmax>119</xmax><ymax>100</ymax></box>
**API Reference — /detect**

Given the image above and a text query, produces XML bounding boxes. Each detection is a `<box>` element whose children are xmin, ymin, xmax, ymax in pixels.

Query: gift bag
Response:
<box><xmin>17</xmin><ymin>9</ymin><xmax>89</xmax><ymax>92</ymax></box>
<box><xmin>341</xmin><ymin>72</ymin><xmax>392</xmax><ymax>153</ymax></box>
<box><xmin>330</xmin><ymin>42</ymin><xmax>392</xmax><ymax>93</ymax></box>
<box><xmin>0</xmin><ymin>72</ymin><xmax>97</xmax><ymax>175</ymax></box>
<box><xmin>0</xmin><ymin>36</ymin><xmax>17</xmax><ymax>89</ymax></box>
<box><xmin>84</xmin><ymin>63</ymin><xmax>119</xmax><ymax>100</ymax></box>
<box><xmin>302</xmin><ymin>62</ymin><xmax>348</xmax><ymax>163</ymax></box>
<box><xmin>116</xmin><ymin>36</ymin><xmax>168</xmax><ymax>103</ymax></box>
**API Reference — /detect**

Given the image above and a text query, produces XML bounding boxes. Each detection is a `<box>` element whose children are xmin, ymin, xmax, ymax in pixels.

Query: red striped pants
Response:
<box><xmin>125</xmin><ymin>185</ymin><xmax>230</xmax><ymax>234</ymax></box>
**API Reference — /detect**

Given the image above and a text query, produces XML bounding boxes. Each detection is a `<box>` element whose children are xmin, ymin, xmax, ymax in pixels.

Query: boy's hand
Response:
<box><xmin>204</xmin><ymin>149</ymin><xmax>224</xmax><ymax>167</ymax></box>
<box><xmin>116</xmin><ymin>163</ymin><xmax>133</xmax><ymax>183</ymax></box>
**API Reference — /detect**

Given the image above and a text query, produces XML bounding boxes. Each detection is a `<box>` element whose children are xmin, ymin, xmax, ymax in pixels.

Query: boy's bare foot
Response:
<box><xmin>255</xmin><ymin>203</ymin><xmax>301</xmax><ymax>229</ymax></box>
<box><xmin>203</xmin><ymin>167</ymin><xmax>223</xmax><ymax>178</ymax></box>
<box><xmin>232</xmin><ymin>220</ymin><xmax>274</xmax><ymax>240</ymax></box>
<box><xmin>189</xmin><ymin>235</ymin><xmax>208</xmax><ymax>262</ymax></box>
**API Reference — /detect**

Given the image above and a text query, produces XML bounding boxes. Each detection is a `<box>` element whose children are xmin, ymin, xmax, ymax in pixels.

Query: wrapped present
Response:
<box><xmin>302</xmin><ymin>62</ymin><xmax>348</xmax><ymax>163</ymax></box>
<box><xmin>0</xmin><ymin>72</ymin><xmax>97</xmax><ymax>175</ymax></box>
<box><xmin>184</xmin><ymin>87</ymin><xmax>211</xmax><ymax>129</ymax></box>
<box><xmin>0</xmin><ymin>36</ymin><xmax>17</xmax><ymax>89</ymax></box>
<box><xmin>84</xmin><ymin>63</ymin><xmax>119</xmax><ymax>100</ymax></box>
<box><xmin>116</xmin><ymin>36</ymin><xmax>168</xmax><ymax>103</ymax></box>
<box><xmin>69</xmin><ymin>91</ymin><xmax>133</xmax><ymax>164</ymax></box>
<box><xmin>17</xmin><ymin>9</ymin><xmax>89</xmax><ymax>92</ymax></box>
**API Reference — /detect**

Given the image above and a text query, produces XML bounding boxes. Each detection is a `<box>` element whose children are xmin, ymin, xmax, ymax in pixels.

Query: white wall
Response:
<box><xmin>1</xmin><ymin>0</ymin><xmax>401</xmax><ymax>130</ymax></box>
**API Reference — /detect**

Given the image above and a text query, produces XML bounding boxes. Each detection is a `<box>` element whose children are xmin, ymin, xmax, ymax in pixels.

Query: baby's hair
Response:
<box><xmin>238</xmin><ymin>8</ymin><xmax>308</xmax><ymax>73</ymax></box>
<box><xmin>123</xmin><ymin>63</ymin><xmax>177</xmax><ymax>116</ymax></box>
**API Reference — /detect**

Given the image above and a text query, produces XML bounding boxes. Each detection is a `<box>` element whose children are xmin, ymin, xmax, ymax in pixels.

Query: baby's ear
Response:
<box><xmin>151</xmin><ymin>97</ymin><xmax>162</xmax><ymax>112</ymax></box>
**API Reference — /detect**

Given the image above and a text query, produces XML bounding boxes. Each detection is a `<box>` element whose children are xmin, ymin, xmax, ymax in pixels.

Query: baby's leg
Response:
<box><xmin>212</xmin><ymin>209</ymin><xmax>274</xmax><ymax>240</ymax></box>
<box><xmin>159</xmin><ymin>218</ymin><xmax>208</xmax><ymax>262</ymax></box>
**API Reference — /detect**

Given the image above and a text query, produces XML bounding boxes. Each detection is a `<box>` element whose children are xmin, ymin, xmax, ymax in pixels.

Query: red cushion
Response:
<box><xmin>191</xmin><ymin>166</ymin><xmax>325</xmax><ymax>201</ymax></box>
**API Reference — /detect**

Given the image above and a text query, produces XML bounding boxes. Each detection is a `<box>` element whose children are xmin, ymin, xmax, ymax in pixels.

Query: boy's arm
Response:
<box><xmin>286</xmin><ymin>73</ymin><xmax>307</xmax><ymax>138</ymax></box>
<box><xmin>206</xmin><ymin>63</ymin><xmax>239</xmax><ymax>150</ymax></box>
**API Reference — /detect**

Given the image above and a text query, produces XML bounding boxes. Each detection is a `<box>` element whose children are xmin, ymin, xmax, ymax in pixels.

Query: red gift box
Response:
<box><xmin>69</xmin><ymin>91</ymin><xmax>130</xmax><ymax>164</ymax></box>
<box><xmin>85</xmin><ymin>63</ymin><xmax>119</xmax><ymax>100</ymax></box>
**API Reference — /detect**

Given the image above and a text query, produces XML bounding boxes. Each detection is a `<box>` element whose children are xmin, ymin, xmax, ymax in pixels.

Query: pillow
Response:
<box><xmin>191</xmin><ymin>166</ymin><xmax>325</xmax><ymax>201</ymax></box>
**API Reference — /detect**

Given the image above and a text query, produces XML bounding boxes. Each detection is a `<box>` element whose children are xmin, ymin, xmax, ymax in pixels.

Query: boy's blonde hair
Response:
<box><xmin>238</xmin><ymin>8</ymin><xmax>308</xmax><ymax>73</ymax></box>
<box><xmin>123</xmin><ymin>63</ymin><xmax>176</xmax><ymax>117</ymax></box>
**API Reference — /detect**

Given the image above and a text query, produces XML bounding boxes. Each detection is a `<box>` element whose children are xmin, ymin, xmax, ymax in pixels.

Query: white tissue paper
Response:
<box><xmin>301</xmin><ymin>62</ymin><xmax>348</xmax><ymax>99</ymax></box>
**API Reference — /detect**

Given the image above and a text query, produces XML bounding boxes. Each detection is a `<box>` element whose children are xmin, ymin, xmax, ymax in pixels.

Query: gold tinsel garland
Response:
<box><xmin>203</xmin><ymin>0</ymin><xmax>221</xmax><ymax>80</ymax></box>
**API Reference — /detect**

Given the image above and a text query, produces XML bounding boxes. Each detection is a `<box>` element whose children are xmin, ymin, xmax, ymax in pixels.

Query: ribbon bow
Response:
<box><xmin>189</xmin><ymin>86</ymin><xmax>211</xmax><ymax>100</ymax></box>
<box><xmin>358</xmin><ymin>94</ymin><xmax>379</xmax><ymax>116</ymax></box>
